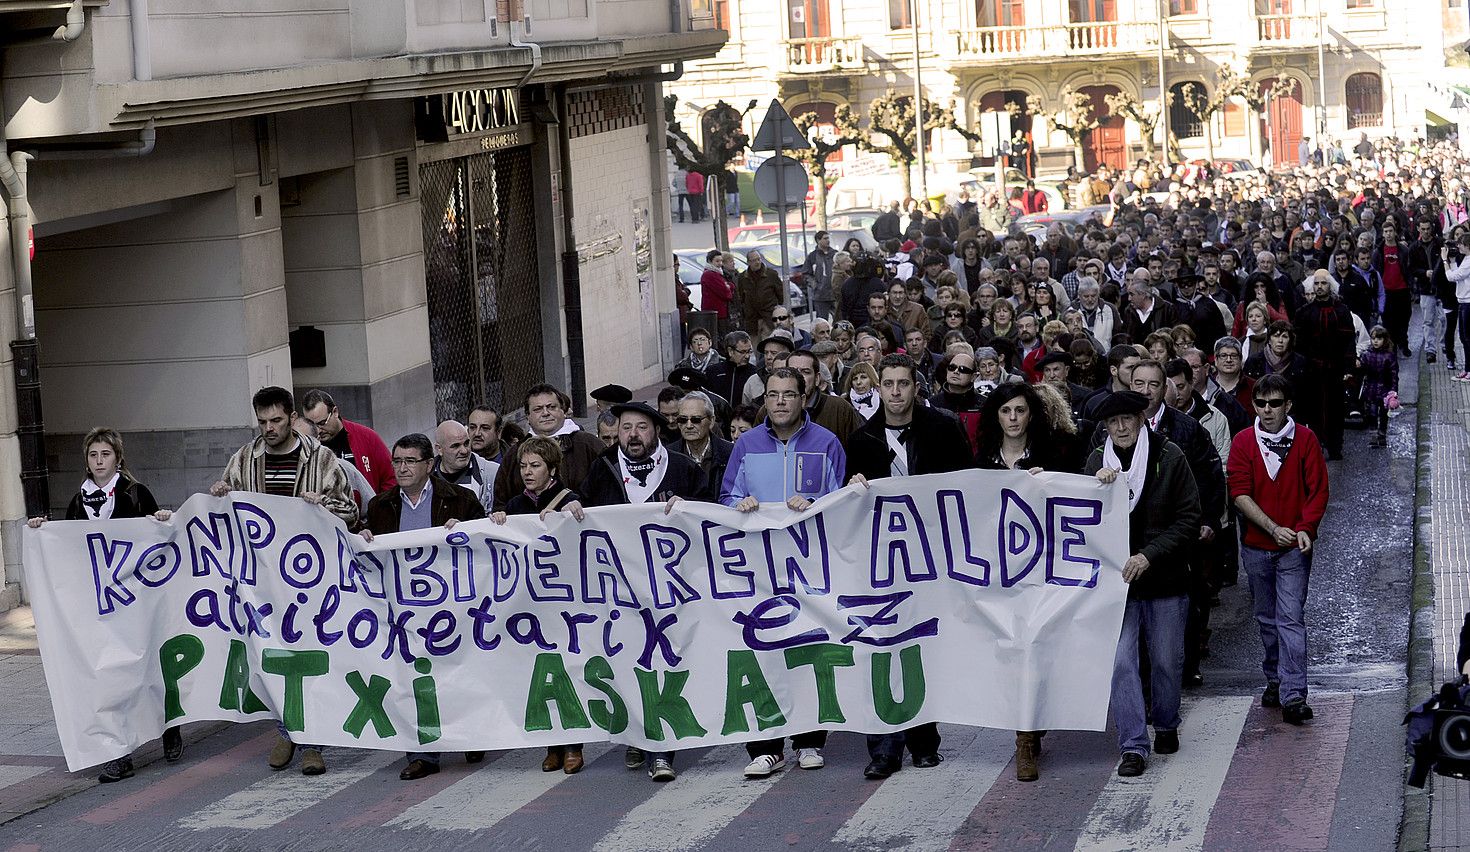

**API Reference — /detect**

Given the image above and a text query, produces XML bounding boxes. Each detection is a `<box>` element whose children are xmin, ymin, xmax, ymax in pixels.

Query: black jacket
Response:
<box><xmin>667</xmin><ymin>436</ymin><xmax>734</xmax><ymax>502</ymax></box>
<box><xmin>1084</xmin><ymin>434</ymin><xmax>1202</xmax><ymax>600</ymax></box>
<box><xmin>1122</xmin><ymin>298</ymin><xmax>1177</xmax><ymax>343</ymax></box>
<box><xmin>506</xmin><ymin>482</ymin><xmax>580</xmax><ymax>516</ymax></box>
<box><xmin>364</xmin><ymin>474</ymin><xmax>487</xmax><ymax>534</ymax></box>
<box><xmin>846</xmin><ymin>404</ymin><xmax>974</xmax><ymax>481</ymax></box>
<box><xmin>64</xmin><ymin>474</ymin><xmax>160</xmax><ymax>521</ymax></box>
<box><xmin>1089</xmin><ymin>407</ymin><xmax>1223</xmax><ymax>530</ymax></box>
<box><xmin>706</xmin><ymin>360</ymin><xmax>758</xmax><ymax>408</ymax></box>
<box><xmin>579</xmin><ymin>445</ymin><xmax>709</xmax><ymax>507</ymax></box>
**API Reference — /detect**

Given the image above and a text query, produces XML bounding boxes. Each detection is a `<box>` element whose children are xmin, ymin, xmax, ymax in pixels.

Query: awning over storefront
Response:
<box><xmin>1426</xmin><ymin>109</ymin><xmax>1453</xmax><ymax>127</ymax></box>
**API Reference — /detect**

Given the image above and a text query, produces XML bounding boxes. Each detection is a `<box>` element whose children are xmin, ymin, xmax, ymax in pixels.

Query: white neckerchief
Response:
<box><xmin>619</xmin><ymin>443</ymin><xmax>668</xmax><ymax>504</ymax></box>
<box><xmin>848</xmin><ymin>389</ymin><xmax>878</xmax><ymax>419</ymax></box>
<box><xmin>1254</xmin><ymin>416</ymin><xmax>1296</xmax><ymax>480</ymax></box>
<box><xmin>885</xmin><ymin>427</ymin><xmax>909</xmax><ymax>477</ymax></box>
<box><xmin>79</xmin><ymin>472</ymin><xmax>121</xmax><ymax>520</ymax></box>
<box><xmin>1103</xmin><ymin>426</ymin><xmax>1150</xmax><ymax>511</ymax></box>
<box><xmin>552</xmin><ymin>419</ymin><xmax>580</xmax><ymax>436</ymax></box>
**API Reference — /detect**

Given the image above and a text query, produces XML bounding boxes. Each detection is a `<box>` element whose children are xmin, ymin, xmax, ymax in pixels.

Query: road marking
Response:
<box><xmin>177</xmin><ymin>749</ymin><xmax>398</xmax><ymax>830</ymax></box>
<box><xmin>595</xmin><ymin>746</ymin><xmax>779</xmax><ymax>852</ymax></box>
<box><xmin>1073</xmin><ymin>696</ymin><xmax>1253</xmax><ymax>852</ymax></box>
<box><xmin>0</xmin><ymin>765</ymin><xmax>50</xmax><ymax>790</ymax></box>
<box><xmin>832</xmin><ymin>727</ymin><xmax>1012</xmax><ymax>852</ymax></box>
<box><xmin>388</xmin><ymin>744</ymin><xmax>613</xmax><ymax>831</ymax></box>
<box><xmin>81</xmin><ymin>730</ymin><xmax>278</xmax><ymax>826</ymax></box>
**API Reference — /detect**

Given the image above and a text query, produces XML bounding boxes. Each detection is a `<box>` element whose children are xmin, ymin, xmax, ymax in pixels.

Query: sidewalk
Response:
<box><xmin>1420</xmin><ymin>349</ymin><xmax>1470</xmax><ymax>851</ymax></box>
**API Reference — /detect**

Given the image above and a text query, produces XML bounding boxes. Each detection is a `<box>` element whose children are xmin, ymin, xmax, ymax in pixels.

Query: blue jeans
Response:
<box><xmin>1111</xmin><ymin>595</ymin><xmax>1187</xmax><ymax>756</ymax></box>
<box><xmin>1242</xmin><ymin>544</ymin><xmax>1312</xmax><ymax>704</ymax></box>
<box><xmin>1420</xmin><ymin>294</ymin><xmax>1444</xmax><ymax>354</ymax></box>
<box><xmin>406</xmin><ymin>751</ymin><xmax>440</xmax><ymax>765</ymax></box>
<box><xmin>276</xmin><ymin>721</ymin><xmax>323</xmax><ymax>752</ymax></box>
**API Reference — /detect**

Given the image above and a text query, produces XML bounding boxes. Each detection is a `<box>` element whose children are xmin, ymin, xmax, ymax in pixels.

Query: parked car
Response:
<box><xmin>1013</xmin><ymin>204</ymin><xmax>1113</xmax><ymax>240</ymax></box>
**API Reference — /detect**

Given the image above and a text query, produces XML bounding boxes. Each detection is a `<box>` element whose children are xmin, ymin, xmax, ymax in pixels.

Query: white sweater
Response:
<box><xmin>1448</xmin><ymin>256</ymin><xmax>1470</xmax><ymax>304</ymax></box>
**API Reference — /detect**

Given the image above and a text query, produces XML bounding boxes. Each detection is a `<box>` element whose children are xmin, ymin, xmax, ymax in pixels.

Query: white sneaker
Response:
<box><xmin>1456</xmin><ymin>372</ymin><xmax>1470</xmax><ymax>382</ymax></box>
<box><xmin>742</xmin><ymin>754</ymin><xmax>786</xmax><ymax>778</ymax></box>
<box><xmin>649</xmin><ymin>758</ymin><xmax>676</xmax><ymax>782</ymax></box>
<box><xmin>797</xmin><ymin>748</ymin><xmax>825</xmax><ymax>770</ymax></box>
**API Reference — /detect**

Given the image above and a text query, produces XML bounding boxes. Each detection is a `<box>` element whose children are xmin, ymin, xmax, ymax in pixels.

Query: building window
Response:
<box><xmin>714</xmin><ymin>0</ymin><xmax>730</xmax><ymax>28</ymax></box>
<box><xmin>1345</xmin><ymin>73</ymin><xmax>1383</xmax><ymax>128</ymax></box>
<box><xmin>1069</xmin><ymin>0</ymin><xmax>1118</xmax><ymax>22</ymax></box>
<box><xmin>1345</xmin><ymin>0</ymin><xmax>1374</xmax><ymax>7</ymax></box>
<box><xmin>1169</xmin><ymin>0</ymin><xmax>1198</xmax><ymax>13</ymax></box>
<box><xmin>977</xmin><ymin>0</ymin><xmax>1024</xmax><ymax>26</ymax></box>
<box><xmin>888</xmin><ymin>0</ymin><xmax>912</xmax><ymax>28</ymax></box>
<box><xmin>1169</xmin><ymin>81</ymin><xmax>1204</xmax><ymax>139</ymax></box>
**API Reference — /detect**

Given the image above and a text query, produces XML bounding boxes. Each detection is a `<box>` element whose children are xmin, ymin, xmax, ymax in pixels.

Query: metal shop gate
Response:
<box><xmin>420</xmin><ymin>147</ymin><xmax>544</xmax><ymax>423</ymax></box>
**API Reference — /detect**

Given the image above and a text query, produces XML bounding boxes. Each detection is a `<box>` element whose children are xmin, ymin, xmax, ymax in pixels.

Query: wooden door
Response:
<box><xmin>1259</xmin><ymin>77</ymin><xmax>1302</xmax><ymax>166</ymax></box>
<box><xmin>1080</xmin><ymin>85</ymin><xmax>1126</xmax><ymax>172</ymax></box>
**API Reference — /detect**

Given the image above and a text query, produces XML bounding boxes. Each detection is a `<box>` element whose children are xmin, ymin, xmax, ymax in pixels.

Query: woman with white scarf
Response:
<box><xmin>27</xmin><ymin>428</ymin><xmax>178</xmax><ymax>783</ymax></box>
<box><xmin>1084</xmin><ymin>391</ymin><xmax>1203</xmax><ymax>780</ymax></box>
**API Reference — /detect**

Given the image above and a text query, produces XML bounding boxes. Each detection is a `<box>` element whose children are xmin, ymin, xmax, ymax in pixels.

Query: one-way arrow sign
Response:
<box><xmin>750</xmin><ymin>99</ymin><xmax>811</xmax><ymax>153</ymax></box>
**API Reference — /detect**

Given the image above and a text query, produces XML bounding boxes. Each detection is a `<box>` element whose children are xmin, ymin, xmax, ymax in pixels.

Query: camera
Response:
<box><xmin>1407</xmin><ymin>615</ymin><xmax>1470</xmax><ymax>787</ymax></box>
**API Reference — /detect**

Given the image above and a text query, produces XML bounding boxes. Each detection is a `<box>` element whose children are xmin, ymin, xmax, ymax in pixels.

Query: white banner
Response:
<box><xmin>24</xmin><ymin>471</ymin><xmax>1129</xmax><ymax>771</ymax></box>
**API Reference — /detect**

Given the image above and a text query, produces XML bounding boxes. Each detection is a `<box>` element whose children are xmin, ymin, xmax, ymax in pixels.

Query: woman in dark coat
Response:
<box><xmin>1242</xmin><ymin>320</ymin><xmax>1318</xmax><ymax>427</ymax></box>
<box><xmin>489</xmin><ymin>436</ymin><xmax>586</xmax><ymax>773</ymax></box>
<box><xmin>28</xmin><ymin>428</ymin><xmax>177</xmax><ymax>783</ymax></box>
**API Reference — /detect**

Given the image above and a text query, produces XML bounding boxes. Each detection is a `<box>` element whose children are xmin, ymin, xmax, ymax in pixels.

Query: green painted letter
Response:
<box><xmin>342</xmin><ymin>671</ymin><xmax>396</xmax><ymax>739</ymax></box>
<box><xmin>524</xmin><ymin>653</ymin><xmax>592</xmax><ymax>732</ymax></box>
<box><xmin>584</xmin><ymin>655</ymin><xmax>628</xmax><ymax>735</ymax></box>
<box><xmin>218</xmin><ymin>639</ymin><xmax>268</xmax><ymax>715</ymax></box>
<box><xmin>722</xmin><ymin>650</ymin><xmax>786</xmax><ymax>735</ymax></box>
<box><xmin>261</xmin><ymin>649</ymin><xmax>329</xmax><ymax>732</ymax></box>
<box><xmin>872</xmin><ymin>644</ymin><xmax>926</xmax><ymax>725</ymax></box>
<box><xmin>783</xmin><ymin>643</ymin><xmax>855</xmax><ymax>724</ymax></box>
<box><xmin>636</xmin><ymin>668</ymin><xmax>707</xmax><ymax>741</ymax></box>
<box><xmin>159</xmin><ymin>634</ymin><xmax>205</xmax><ymax>722</ymax></box>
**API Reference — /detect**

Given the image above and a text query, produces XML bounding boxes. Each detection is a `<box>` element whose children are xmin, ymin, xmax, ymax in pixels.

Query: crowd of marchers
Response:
<box><xmin>37</xmin><ymin>135</ymin><xmax>1468</xmax><ymax>792</ymax></box>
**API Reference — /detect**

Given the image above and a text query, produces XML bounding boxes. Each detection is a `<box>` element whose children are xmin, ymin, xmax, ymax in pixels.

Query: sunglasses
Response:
<box><xmin>947</xmin><ymin>364</ymin><xmax>976</xmax><ymax>374</ymax></box>
<box><xmin>1252</xmin><ymin>398</ymin><xmax>1288</xmax><ymax>409</ymax></box>
<box><xmin>674</xmin><ymin>415</ymin><xmax>708</xmax><ymax>425</ymax></box>
<box><xmin>772</xmin><ymin>314</ymin><xmax>791</xmax><ymax>320</ymax></box>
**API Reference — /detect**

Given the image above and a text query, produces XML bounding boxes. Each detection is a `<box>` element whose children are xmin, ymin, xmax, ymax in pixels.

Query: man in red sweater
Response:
<box><xmin>301</xmin><ymin>389</ymin><xmax>396</xmax><ymax>495</ymax></box>
<box><xmin>1226</xmin><ymin>374</ymin><xmax>1329</xmax><ymax>726</ymax></box>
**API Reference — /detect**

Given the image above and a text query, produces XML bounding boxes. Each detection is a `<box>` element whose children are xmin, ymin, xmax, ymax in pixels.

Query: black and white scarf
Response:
<box><xmin>1254</xmin><ymin>417</ymin><xmax>1296</xmax><ymax>480</ymax></box>
<box><xmin>79</xmin><ymin>473</ymin><xmax>120</xmax><ymax>520</ymax></box>
<box><xmin>619</xmin><ymin>444</ymin><xmax>668</xmax><ymax>504</ymax></box>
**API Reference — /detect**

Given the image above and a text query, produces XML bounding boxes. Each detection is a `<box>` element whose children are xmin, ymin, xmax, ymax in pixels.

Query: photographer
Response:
<box><xmin>1442</xmin><ymin>233</ymin><xmax>1470</xmax><ymax>383</ymax></box>
<box><xmin>840</xmin><ymin>253</ymin><xmax>889</xmax><ymax>327</ymax></box>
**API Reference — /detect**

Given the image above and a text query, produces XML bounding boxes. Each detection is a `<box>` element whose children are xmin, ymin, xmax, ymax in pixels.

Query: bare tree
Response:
<box><xmin>1049</xmin><ymin>88</ymin><xmax>1101</xmax><ymax>172</ymax></box>
<box><xmin>1178</xmin><ymin>64</ymin><xmax>1263</xmax><ymax>163</ymax></box>
<box><xmin>864</xmin><ymin>89</ymin><xmax>954</xmax><ymax>202</ymax></box>
<box><xmin>791</xmin><ymin>104</ymin><xmax>864</xmax><ymax>230</ymax></box>
<box><xmin>665</xmin><ymin>95</ymin><xmax>756</xmax><ymax>250</ymax></box>
<box><xmin>1104</xmin><ymin>90</ymin><xmax>1163</xmax><ymax>164</ymax></box>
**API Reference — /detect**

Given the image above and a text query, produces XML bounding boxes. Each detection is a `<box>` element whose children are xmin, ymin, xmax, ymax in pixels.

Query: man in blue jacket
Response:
<box><xmin>720</xmin><ymin>365</ymin><xmax>846</xmax><ymax>778</ymax></box>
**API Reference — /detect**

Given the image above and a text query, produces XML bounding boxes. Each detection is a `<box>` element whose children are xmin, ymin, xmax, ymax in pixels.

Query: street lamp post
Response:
<box><xmin>911</xmin><ymin>0</ymin><xmax>928</xmax><ymax>205</ymax></box>
<box><xmin>1157</xmin><ymin>0</ymin><xmax>1168</xmax><ymax>164</ymax></box>
<box><xmin>1316</xmin><ymin>0</ymin><xmax>1327</xmax><ymax>137</ymax></box>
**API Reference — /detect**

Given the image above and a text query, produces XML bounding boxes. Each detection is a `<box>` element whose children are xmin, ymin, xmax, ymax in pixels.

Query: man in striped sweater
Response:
<box><xmin>210</xmin><ymin>385</ymin><xmax>356</xmax><ymax>775</ymax></box>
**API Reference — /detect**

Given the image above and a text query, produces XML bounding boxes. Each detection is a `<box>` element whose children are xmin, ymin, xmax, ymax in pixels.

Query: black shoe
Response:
<box><xmin>912</xmin><ymin>753</ymin><xmax>943</xmax><ymax>768</ymax></box>
<box><xmin>98</xmin><ymin>757</ymin><xmax>135</xmax><ymax>783</ymax></box>
<box><xmin>1117</xmin><ymin>753</ymin><xmax>1147</xmax><ymax>777</ymax></box>
<box><xmin>1154</xmin><ymin>730</ymin><xmax>1180</xmax><ymax>754</ymax></box>
<box><xmin>162</xmin><ymin>726</ymin><xmax>183</xmax><ymax>763</ymax></box>
<box><xmin>465</xmin><ymin>751</ymin><xmax>485</xmax><ymax>763</ymax></box>
<box><xmin>1283</xmin><ymin>699</ymin><xmax>1314</xmax><ymax>725</ymax></box>
<box><xmin>1429</xmin><ymin>352</ymin><xmax>1438</xmax><ymax>364</ymax></box>
<box><xmin>400</xmin><ymin>759</ymin><xmax>440</xmax><ymax>780</ymax></box>
<box><xmin>863</xmin><ymin>758</ymin><xmax>901</xmax><ymax>780</ymax></box>
<box><xmin>1262</xmin><ymin>682</ymin><xmax>1281</xmax><ymax>708</ymax></box>
<box><xmin>1183</xmin><ymin>672</ymin><xmax>1204</xmax><ymax>689</ymax></box>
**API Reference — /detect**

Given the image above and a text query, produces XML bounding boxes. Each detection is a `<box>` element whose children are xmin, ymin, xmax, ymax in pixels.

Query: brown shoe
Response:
<box><xmin>300</xmin><ymin>748</ymin><xmax>325</xmax><ymax>776</ymax></box>
<box><xmin>1014</xmin><ymin>732</ymin><xmax>1039</xmax><ymax>782</ymax></box>
<box><xmin>563</xmin><ymin>749</ymin><xmax>585</xmax><ymax>774</ymax></box>
<box><xmin>542</xmin><ymin>748</ymin><xmax>564</xmax><ymax>772</ymax></box>
<box><xmin>268</xmin><ymin>737</ymin><xmax>296</xmax><ymax>770</ymax></box>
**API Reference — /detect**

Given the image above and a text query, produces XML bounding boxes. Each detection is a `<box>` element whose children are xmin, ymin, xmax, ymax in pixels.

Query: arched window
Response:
<box><xmin>1346</xmin><ymin>73</ymin><xmax>1383</xmax><ymax>129</ymax></box>
<box><xmin>1169</xmin><ymin>81</ymin><xmax>1204</xmax><ymax>139</ymax></box>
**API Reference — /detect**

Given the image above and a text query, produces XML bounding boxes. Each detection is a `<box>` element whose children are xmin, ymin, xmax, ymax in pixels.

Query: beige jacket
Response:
<box><xmin>220</xmin><ymin>431</ymin><xmax>356</xmax><ymax>524</ymax></box>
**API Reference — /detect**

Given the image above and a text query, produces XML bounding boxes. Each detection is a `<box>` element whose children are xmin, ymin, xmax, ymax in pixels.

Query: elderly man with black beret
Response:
<box><xmin>1085</xmin><ymin>390</ymin><xmax>1202</xmax><ymax>779</ymax></box>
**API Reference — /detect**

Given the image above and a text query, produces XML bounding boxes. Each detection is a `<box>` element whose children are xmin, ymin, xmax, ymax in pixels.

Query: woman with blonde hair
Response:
<box><xmin>28</xmin><ymin>427</ymin><xmax>178</xmax><ymax>783</ymax></box>
<box><xmin>841</xmin><ymin>361</ymin><xmax>881</xmax><ymax>419</ymax></box>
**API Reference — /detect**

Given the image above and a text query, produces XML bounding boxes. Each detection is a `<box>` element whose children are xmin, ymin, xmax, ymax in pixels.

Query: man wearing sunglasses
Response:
<box><xmin>1226</xmin><ymin>374</ymin><xmax>1330</xmax><ymax>727</ymax></box>
<box><xmin>666</xmin><ymin>391</ymin><xmax>733</xmax><ymax>502</ymax></box>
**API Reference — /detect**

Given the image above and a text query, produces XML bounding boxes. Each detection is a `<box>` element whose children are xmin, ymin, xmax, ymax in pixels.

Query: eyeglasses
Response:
<box><xmin>392</xmin><ymin>456</ymin><xmax>429</xmax><ymax>466</ymax></box>
<box><xmin>1252</xmin><ymin>398</ymin><xmax>1288</xmax><ymax>409</ymax></box>
<box><xmin>764</xmin><ymin>390</ymin><xmax>802</xmax><ymax>402</ymax></box>
<box><xmin>674</xmin><ymin>415</ymin><xmax>708</xmax><ymax>425</ymax></box>
<box><xmin>947</xmin><ymin>364</ymin><xmax>976</xmax><ymax>375</ymax></box>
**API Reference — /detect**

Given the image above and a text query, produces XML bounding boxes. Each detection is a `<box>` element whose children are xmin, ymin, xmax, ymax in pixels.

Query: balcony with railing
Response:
<box><xmin>951</xmin><ymin>21</ymin><xmax>1159</xmax><ymax>64</ymax></box>
<box><xmin>780</xmin><ymin>35</ymin><xmax>866</xmax><ymax>74</ymax></box>
<box><xmin>1253</xmin><ymin>14</ymin><xmax>1320</xmax><ymax>48</ymax></box>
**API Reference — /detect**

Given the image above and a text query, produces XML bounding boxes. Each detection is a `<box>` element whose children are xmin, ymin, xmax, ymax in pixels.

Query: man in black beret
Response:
<box><xmin>590</xmin><ymin>383</ymin><xmax>633</xmax><ymax>414</ymax></box>
<box><xmin>1084</xmin><ymin>390</ymin><xmax>1202</xmax><ymax>779</ymax></box>
<box><xmin>1036</xmin><ymin>351</ymin><xmax>1094</xmax><ymax>422</ymax></box>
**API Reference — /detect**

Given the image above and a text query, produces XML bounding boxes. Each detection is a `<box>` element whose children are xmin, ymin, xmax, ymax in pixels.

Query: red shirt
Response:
<box><xmin>1381</xmin><ymin>244</ymin><xmax>1408</xmax><ymax>291</ymax></box>
<box><xmin>1226</xmin><ymin>422</ymin><xmax>1330</xmax><ymax>550</ymax></box>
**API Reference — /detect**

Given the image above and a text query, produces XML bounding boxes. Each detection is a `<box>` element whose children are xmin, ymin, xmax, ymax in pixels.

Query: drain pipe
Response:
<box><xmin>52</xmin><ymin>0</ymin><xmax>85</xmax><ymax>42</ymax></box>
<box><xmin>37</xmin><ymin>120</ymin><xmax>156</xmax><ymax>160</ymax></box>
<box><xmin>555</xmin><ymin>85</ymin><xmax>586</xmax><ymax>417</ymax></box>
<box><xmin>0</xmin><ymin>148</ymin><xmax>47</xmax><ymax>518</ymax></box>
<box><xmin>131</xmin><ymin>0</ymin><xmax>152</xmax><ymax>81</ymax></box>
<box><xmin>510</xmin><ymin>16</ymin><xmax>541</xmax><ymax>89</ymax></box>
